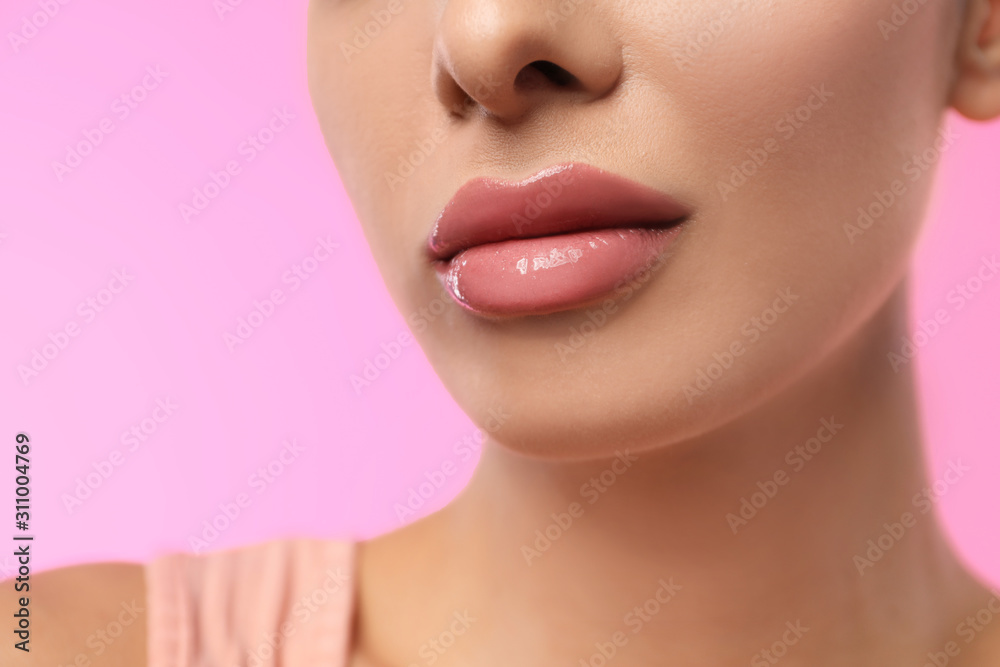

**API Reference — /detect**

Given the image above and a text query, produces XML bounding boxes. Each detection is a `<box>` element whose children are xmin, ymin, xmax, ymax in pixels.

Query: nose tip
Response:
<box><xmin>432</xmin><ymin>2</ymin><xmax>623</xmax><ymax>121</ymax></box>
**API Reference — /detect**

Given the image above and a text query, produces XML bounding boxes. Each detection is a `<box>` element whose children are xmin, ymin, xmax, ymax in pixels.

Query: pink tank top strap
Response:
<box><xmin>145</xmin><ymin>537</ymin><xmax>356</xmax><ymax>667</ymax></box>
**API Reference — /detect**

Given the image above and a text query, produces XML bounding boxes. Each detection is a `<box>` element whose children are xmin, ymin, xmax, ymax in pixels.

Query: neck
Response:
<box><xmin>355</xmin><ymin>282</ymin><xmax>994</xmax><ymax>667</ymax></box>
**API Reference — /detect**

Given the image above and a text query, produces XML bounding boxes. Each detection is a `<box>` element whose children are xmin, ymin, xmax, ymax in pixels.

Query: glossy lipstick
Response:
<box><xmin>428</xmin><ymin>163</ymin><xmax>690</xmax><ymax>317</ymax></box>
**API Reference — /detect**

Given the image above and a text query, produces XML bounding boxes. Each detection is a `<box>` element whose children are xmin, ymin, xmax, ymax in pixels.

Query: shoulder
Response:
<box><xmin>147</xmin><ymin>538</ymin><xmax>357</xmax><ymax>665</ymax></box>
<box><xmin>1</xmin><ymin>538</ymin><xmax>357</xmax><ymax>667</ymax></box>
<box><xmin>147</xmin><ymin>536</ymin><xmax>356</xmax><ymax>600</ymax></box>
<box><xmin>1</xmin><ymin>561</ymin><xmax>146</xmax><ymax>666</ymax></box>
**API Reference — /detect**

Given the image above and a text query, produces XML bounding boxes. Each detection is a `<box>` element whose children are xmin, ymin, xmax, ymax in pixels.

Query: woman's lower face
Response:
<box><xmin>307</xmin><ymin>0</ymin><xmax>963</xmax><ymax>459</ymax></box>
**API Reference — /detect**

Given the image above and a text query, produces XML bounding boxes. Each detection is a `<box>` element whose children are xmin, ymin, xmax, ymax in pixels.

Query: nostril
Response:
<box><xmin>514</xmin><ymin>60</ymin><xmax>579</xmax><ymax>91</ymax></box>
<box><xmin>532</xmin><ymin>61</ymin><xmax>577</xmax><ymax>86</ymax></box>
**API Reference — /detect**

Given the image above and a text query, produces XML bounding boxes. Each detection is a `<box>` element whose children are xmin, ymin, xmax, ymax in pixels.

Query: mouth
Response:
<box><xmin>426</xmin><ymin>162</ymin><xmax>692</xmax><ymax>318</ymax></box>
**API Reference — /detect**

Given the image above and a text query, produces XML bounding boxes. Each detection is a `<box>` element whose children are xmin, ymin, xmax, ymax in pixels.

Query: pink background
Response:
<box><xmin>0</xmin><ymin>0</ymin><xmax>997</xmax><ymax>586</ymax></box>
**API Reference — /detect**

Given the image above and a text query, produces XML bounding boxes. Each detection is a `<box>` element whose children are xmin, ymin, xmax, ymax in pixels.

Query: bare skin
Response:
<box><xmin>348</xmin><ymin>284</ymin><xmax>1000</xmax><ymax>667</ymax></box>
<box><xmin>6</xmin><ymin>287</ymin><xmax>998</xmax><ymax>666</ymax></box>
<box><xmin>6</xmin><ymin>0</ymin><xmax>1000</xmax><ymax>665</ymax></box>
<box><xmin>1</xmin><ymin>564</ymin><xmax>146</xmax><ymax>666</ymax></box>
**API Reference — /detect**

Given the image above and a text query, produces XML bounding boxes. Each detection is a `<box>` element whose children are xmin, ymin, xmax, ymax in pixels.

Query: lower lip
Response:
<box><xmin>434</xmin><ymin>225</ymin><xmax>683</xmax><ymax>317</ymax></box>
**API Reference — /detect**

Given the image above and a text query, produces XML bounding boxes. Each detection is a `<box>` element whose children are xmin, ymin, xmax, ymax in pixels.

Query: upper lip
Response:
<box><xmin>426</xmin><ymin>162</ymin><xmax>691</xmax><ymax>262</ymax></box>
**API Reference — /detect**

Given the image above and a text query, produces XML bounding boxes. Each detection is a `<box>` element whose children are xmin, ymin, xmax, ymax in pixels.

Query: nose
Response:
<box><xmin>432</xmin><ymin>0</ymin><xmax>623</xmax><ymax>121</ymax></box>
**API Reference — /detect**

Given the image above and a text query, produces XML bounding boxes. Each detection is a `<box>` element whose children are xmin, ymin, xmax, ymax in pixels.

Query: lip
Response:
<box><xmin>427</xmin><ymin>162</ymin><xmax>691</xmax><ymax>317</ymax></box>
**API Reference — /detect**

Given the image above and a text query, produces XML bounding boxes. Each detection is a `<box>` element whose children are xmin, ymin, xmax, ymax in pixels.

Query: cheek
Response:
<box><xmin>634</xmin><ymin>0</ymin><xmax>954</xmax><ymax>336</ymax></box>
<box><xmin>309</xmin><ymin>4</ymin><xmax>440</xmax><ymax>267</ymax></box>
<box><xmin>661</xmin><ymin>0</ymin><xmax>952</xmax><ymax>232</ymax></box>
<box><xmin>578</xmin><ymin>1</ymin><xmax>956</xmax><ymax>433</ymax></box>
